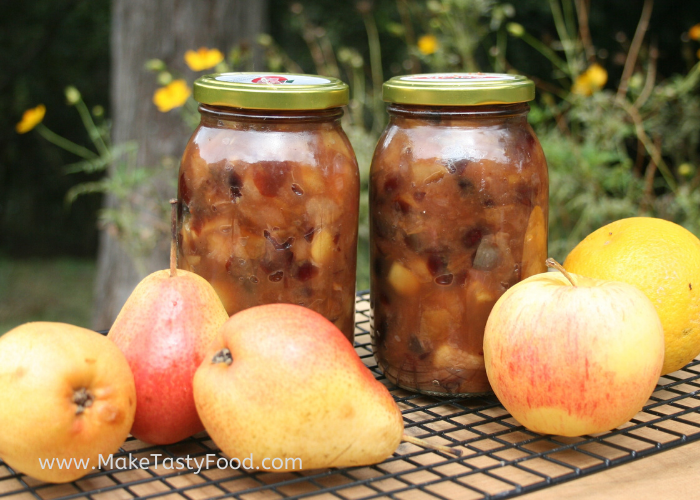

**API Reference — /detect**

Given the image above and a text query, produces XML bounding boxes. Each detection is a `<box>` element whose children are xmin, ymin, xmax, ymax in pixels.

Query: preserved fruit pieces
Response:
<box><xmin>294</xmin><ymin>261</ymin><xmax>319</xmax><ymax>282</ymax></box>
<box><xmin>370</xmin><ymin>102</ymin><xmax>548</xmax><ymax>396</ymax></box>
<box><xmin>435</xmin><ymin>274</ymin><xmax>453</xmax><ymax>285</ymax></box>
<box><xmin>426</xmin><ymin>254</ymin><xmax>447</xmax><ymax>276</ymax></box>
<box><xmin>472</xmin><ymin>235</ymin><xmax>502</xmax><ymax>271</ymax></box>
<box><xmin>432</xmin><ymin>345</ymin><xmax>483</xmax><ymax>371</ymax></box>
<box><xmin>419</xmin><ymin>308</ymin><xmax>453</xmax><ymax>345</ymax></box>
<box><xmin>263</xmin><ymin>230</ymin><xmax>295</xmax><ymax>251</ymax></box>
<box><xmin>291</xmin><ymin>183</ymin><xmax>304</xmax><ymax>196</ymax></box>
<box><xmin>311</xmin><ymin>230</ymin><xmax>335</xmax><ymax>265</ymax></box>
<box><xmin>387</xmin><ymin>262</ymin><xmax>421</xmax><ymax>296</ymax></box>
<box><xmin>306</xmin><ymin>197</ymin><xmax>341</xmax><ymax>225</ymax></box>
<box><xmin>462</xmin><ymin>227</ymin><xmax>485</xmax><ymax>249</ymax></box>
<box><xmin>268</xmin><ymin>270</ymin><xmax>284</xmax><ymax>282</ymax></box>
<box><xmin>521</xmin><ymin>205</ymin><xmax>548</xmax><ymax>278</ymax></box>
<box><xmin>178</xmin><ymin>106</ymin><xmax>359</xmax><ymax>341</ymax></box>
<box><xmin>252</xmin><ymin>161</ymin><xmax>291</xmax><ymax>197</ymax></box>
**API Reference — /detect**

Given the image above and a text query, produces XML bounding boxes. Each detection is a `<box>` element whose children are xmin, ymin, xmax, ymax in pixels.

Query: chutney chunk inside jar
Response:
<box><xmin>178</xmin><ymin>73</ymin><xmax>360</xmax><ymax>341</ymax></box>
<box><xmin>370</xmin><ymin>73</ymin><xmax>549</xmax><ymax>395</ymax></box>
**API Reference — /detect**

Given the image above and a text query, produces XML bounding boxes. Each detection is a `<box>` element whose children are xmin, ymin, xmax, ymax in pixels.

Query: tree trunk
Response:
<box><xmin>93</xmin><ymin>0</ymin><xmax>267</xmax><ymax>329</ymax></box>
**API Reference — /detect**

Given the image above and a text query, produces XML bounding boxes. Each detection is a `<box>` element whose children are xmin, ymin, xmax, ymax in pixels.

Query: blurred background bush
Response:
<box><xmin>2</xmin><ymin>0</ymin><xmax>700</xmax><ymax>332</ymax></box>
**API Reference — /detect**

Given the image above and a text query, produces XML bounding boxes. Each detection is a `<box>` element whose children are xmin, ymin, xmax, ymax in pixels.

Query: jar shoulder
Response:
<box><xmin>181</xmin><ymin>122</ymin><xmax>358</xmax><ymax>175</ymax></box>
<box><xmin>371</xmin><ymin>118</ymin><xmax>547</xmax><ymax>177</ymax></box>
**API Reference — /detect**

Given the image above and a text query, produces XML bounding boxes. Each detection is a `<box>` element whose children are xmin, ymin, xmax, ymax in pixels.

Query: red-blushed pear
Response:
<box><xmin>483</xmin><ymin>259</ymin><xmax>665</xmax><ymax>437</ymax></box>
<box><xmin>108</xmin><ymin>200</ymin><xmax>228</xmax><ymax>444</ymax></box>
<box><xmin>0</xmin><ymin>322</ymin><xmax>136</xmax><ymax>483</ymax></box>
<box><xmin>193</xmin><ymin>304</ymin><xmax>461</xmax><ymax>471</ymax></box>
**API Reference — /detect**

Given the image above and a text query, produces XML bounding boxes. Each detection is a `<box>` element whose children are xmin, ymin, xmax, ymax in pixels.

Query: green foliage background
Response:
<box><xmin>3</xmin><ymin>0</ymin><xmax>700</xmax><ymax>296</ymax></box>
<box><xmin>0</xmin><ymin>1</ymin><xmax>110</xmax><ymax>257</ymax></box>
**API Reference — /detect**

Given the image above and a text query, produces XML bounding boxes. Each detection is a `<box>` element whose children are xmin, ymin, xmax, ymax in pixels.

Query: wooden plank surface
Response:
<box><xmin>522</xmin><ymin>439</ymin><xmax>700</xmax><ymax>500</ymax></box>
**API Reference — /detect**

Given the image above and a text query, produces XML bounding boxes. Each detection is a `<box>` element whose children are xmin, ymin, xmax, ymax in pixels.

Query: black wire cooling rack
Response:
<box><xmin>2</xmin><ymin>290</ymin><xmax>700</xmax><ymax>500</ymax></box>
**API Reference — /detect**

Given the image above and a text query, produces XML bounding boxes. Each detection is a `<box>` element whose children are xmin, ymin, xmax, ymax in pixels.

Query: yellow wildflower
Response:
<box><xmin>417</xmin><ymin>34</ymin><xmax>439</xmax><ymax>55</ymax></box>
<box><xmin>15</xmin><ymin>104</ymin><xmax>46</xmax><ymax>134</ymax></box>
<box><xmin>571</xmin><ymin>63</ymin><xmax>608</xmax><ymax>96</ymax></box>
<box><xmin>153</xmin><ymin>80</ymin><xmax>191</xmax><ymax>112</ymax></box>
<box><xmin>184</xmin><ymin>47</ymin><xmax>224</xmax><ymax>71</ymax></box>
<box><xmin>689</xmin><ymin>24</ymin><xmax>700</xmax><ymax>41</ymax></box>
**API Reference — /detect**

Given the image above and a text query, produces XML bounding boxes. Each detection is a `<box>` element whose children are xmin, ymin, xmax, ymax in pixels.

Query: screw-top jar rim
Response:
<box><xmin>194</xmin><ymin>72</ymin><xmax>349</xmax><ymax>110</ymax></box>
<box><xmin>383</xmin><ymin>73</ymin><xmax>535</xmax><ymax>106</ymax></box>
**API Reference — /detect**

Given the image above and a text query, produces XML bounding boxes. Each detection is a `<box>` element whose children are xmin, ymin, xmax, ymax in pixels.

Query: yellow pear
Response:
<box><xmin>0</xmin><ymin>322</ymin><xmax>136</xmax><ymax>483</ymax></box>
<box><xmin>193</xmin><ymin>304</ymin><xmax>405</xmax><ymax>471</ymax></box>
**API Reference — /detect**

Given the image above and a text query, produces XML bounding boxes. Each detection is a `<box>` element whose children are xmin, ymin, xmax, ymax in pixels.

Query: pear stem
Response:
<box><xmin>401</xmin><ymin>434</ymin><xmax>463</xmax><ymax>457</ymax></box>
<box><xmin>169</xmin><ymin>199</ymin><xmax>178</xmax><ymax>278</ymax></box>
<box><xmin>211</xmin><ymin>348</ymin><xmax>233</xmax><ymax>365</ymax></box>
<box><xmin>545</xmin><ymin>258</ymin><xmax>577</xmax><ymax>287</ymax></box>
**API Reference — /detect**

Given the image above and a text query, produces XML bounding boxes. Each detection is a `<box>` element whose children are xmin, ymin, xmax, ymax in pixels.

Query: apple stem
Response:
<box><xmin>401</xmin><ymin>434</ymin><xmax>463</xmax><ymax>457</ymax></box>
<box><xmin>169</xmin><ymin>199</ymin><xmax>178</xmax><ymax>278</ymax></box>
<box><xmin>545</xmin><ymin>258</ymin><xmax>577</xmax><ymax>287</ymax></box>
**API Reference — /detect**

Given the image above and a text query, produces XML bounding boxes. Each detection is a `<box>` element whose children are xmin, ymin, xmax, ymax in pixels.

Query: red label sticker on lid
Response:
<box><xmin>215</xmin><ymin>74</ymin><xmax>332</xmax><ymax>85</ymax></box>
<box><xmin>251</xmin><ymin>76</ymin><xmax>290</xmax><ymax>84</ymax></box>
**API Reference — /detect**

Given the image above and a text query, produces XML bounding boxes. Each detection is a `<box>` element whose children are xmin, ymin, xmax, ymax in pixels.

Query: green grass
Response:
<box><xmin>0</xmin><ymin>258</ymin><xmax>96</xmax><ymax>334</ymax></box>
<box><xmin>356</xmin><ymin>240</ymin><xmax>370</xmax><ymax>292</ymax></box>
<box><xmin>0</xmin><ymin>253</ymin><xmax>366</xmax><ymax>336</ymax></box>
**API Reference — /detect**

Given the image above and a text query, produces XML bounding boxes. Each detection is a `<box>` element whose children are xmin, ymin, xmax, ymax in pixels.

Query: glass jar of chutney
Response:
<box><xmin>178</xmin><ymin>73</ymin><xmax>360</xmax><ymax>342</ymax></box>
<box><xmin>370</xmin><ymin>73</ymin><xmax>548</xmax><ymax>395</ymax></box>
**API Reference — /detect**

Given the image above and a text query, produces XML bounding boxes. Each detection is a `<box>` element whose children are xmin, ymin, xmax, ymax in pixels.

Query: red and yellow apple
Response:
<box><xmin>483</xmin><ymin>264</ymin><xmax>665</xmax><ymax>437</ymax></box>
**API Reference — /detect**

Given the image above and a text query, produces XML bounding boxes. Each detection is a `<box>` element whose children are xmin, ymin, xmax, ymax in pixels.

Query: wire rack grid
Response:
<box><xmin>1</xmin><ymin>290</ymin><xmax>700</xmax><ymax>500</ymax></box>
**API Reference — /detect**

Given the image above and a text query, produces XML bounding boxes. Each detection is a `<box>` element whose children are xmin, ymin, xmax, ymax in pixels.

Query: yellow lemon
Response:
<box><xmin>564</xmin><ymin>217</ymin><xmax>700</xmax><ymax>375</ymax></box>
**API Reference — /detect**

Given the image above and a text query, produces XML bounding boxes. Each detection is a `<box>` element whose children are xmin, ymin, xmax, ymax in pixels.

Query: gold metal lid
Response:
<box><xmin>383</xmin><ymin>73</ymin><xmax>535</xmax><ymax>106</ymax></box>
<box><xmin>193</xmin><ymin>72</ymin><xmax>349</xmax><ymax>110</ymax></box>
